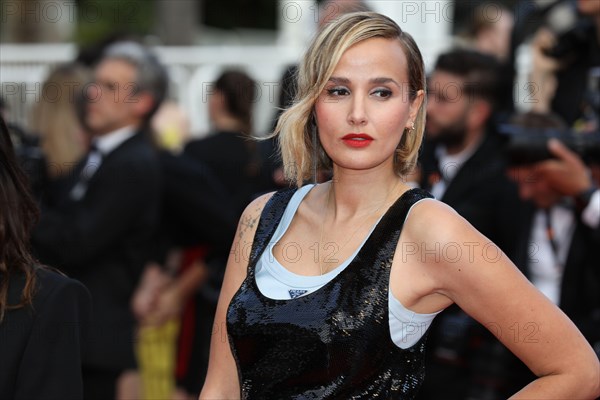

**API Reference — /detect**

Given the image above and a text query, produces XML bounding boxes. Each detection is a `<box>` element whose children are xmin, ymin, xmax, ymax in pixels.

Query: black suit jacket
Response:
<box><xmin>156</xmin><ymin>150</ymin><xmax>237</xmax><ymax>253</ymax></box>
<box><xmin>450</xmin><ymin>202</ymin><xmax>600</xmax><ymax>399</ymax></box>
<box><xmin>420</xmin><ymin>134</ymin><xmax>521</xmax><ymax>259</ymax></box>
<box><xmin>513</xmin><ymin>202</ymin><xmax>600</xmax><ymax>344</ymax></box>
<box><xmin>32</xmin><ymin>131</ymin><xmax>162</xmax><ymax>371</ymax></box>
<box><xmin>0</xmin><ymin>267</ymin><xmax>92</xmax><ymax>399</ymax></box>
<box><xmin>184</xmin><ymin>131</ymin><xmax>268</xmax><ymax>219</ymax></box>
<box><xmin>418</xmin><ymin>134</ymin><xmax>524</xmax><ymax>400</ymax></box>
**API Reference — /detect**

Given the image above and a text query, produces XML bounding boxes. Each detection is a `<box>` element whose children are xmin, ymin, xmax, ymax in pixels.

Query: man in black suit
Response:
<box><xmin>420</xmin><ymin>49</ymin><xmax>519</xmax><ymax>254</ymax></box>
<box><xmin>505</xmin><ymin>135</ymin><xmax>600</xmax><ymax>395</ymax></box>
<box><xmin>32</xmin><ymin>41</ymin><xmax>167</xmax><ymax>399</ymax></box>
<box><xmin>417</xmin><ymin>49</ymin><xmax>522</xmax><ymax>400</ymax></box>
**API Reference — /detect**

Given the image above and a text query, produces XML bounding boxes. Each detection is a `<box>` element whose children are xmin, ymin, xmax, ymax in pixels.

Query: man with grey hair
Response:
<box><xmin>32</xmin><ymin>41</ymin><xmax>166</xmax><ymax>399</ymax></box>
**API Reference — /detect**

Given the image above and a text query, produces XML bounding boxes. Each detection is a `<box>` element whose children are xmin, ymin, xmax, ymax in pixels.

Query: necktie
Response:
<box><xmin>70</xmin><ymin>143</ymin><xmax>103</xmax><ymax>201</ymax></box>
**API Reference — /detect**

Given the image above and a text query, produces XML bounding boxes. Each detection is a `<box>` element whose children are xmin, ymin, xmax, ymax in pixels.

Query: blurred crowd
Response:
<box><xmin>2</xmin><ymin>0</ymin><xmax>599</xmax><ymax>399</ymax></box>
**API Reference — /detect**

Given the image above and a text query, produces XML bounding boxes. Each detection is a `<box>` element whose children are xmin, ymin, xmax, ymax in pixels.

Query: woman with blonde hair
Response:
<box><xmin>200</xmin><ymin>12</ymin><xmax>600</xmax><ymax>399</ymax></box>
<box><xmin>31</xmin><ymin>63</ymin><xmax>91</xmax><ymax>179</ymax></box>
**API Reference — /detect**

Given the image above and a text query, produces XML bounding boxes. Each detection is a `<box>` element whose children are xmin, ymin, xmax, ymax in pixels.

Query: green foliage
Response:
<box><xmin>203</xmin><ymin>0</ymin><xmax>276</xmax><ymax>30</ymax></box>
<box><xmin>75</xmin><ymin>0</ymin><xmax>154</xmax><ymax>45</ymax></box>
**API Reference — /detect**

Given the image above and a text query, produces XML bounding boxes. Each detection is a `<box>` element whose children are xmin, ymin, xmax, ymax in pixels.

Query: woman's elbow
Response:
<box><xmin>199</xmin><ymin>386</ymin><xmax>240</xmax><ymax>400</ymax></box>
<box><xmin>586</xmin><ymin>362</ymin><xmax>600</xmax><ymax>399</ymax></box>
<box><xmin>574</xmin><ymin>354</ymin><xmax>600</xmax><ymax>399</ymax></box>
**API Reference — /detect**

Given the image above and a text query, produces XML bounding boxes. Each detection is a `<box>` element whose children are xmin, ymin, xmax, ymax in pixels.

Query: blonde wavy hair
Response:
<box><xmin>273</xmin><ymin>12</ymin><xmax>426</xmax><ymax>187</ymax></box>
<box><xmin>31</xmin><ymin>63</ymin><xmax>91</xmax><ymax>177</ymax></box>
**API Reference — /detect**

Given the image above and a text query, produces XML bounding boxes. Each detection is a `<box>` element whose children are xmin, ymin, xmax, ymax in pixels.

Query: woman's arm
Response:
<box><xmin>404</xmin><ymin>200</ymin><xmax>600</xmax><ymax>399</ymax></box>
<box><xmin>199</xmin><ymin>192</ymin><xmax>274</xmax><ymax>400</ymax></box>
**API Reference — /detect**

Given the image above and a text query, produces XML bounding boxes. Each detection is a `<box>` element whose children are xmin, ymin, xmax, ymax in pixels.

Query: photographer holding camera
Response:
<box><xmin>529</xmin><ymin>0</ymin><xmax>600</xmax><ymax>127</ymax></box>
<box><xmin>509</xmin><ymin>1</ymin><xmax>600</xmax><ymax>357</ymax></box>
<box><xmin>418</xmin><ymin>48</ymin><xmax>525</xmax><ymax>400</ymax></box>
<box><xmin>503</xmin><ymin>110</ymin><xmax>600</xmax><ymax>396</ymax></box>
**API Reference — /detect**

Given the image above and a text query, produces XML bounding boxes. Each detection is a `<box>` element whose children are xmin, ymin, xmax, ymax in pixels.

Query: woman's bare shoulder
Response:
<box><xmin>237</xmin><ymin>191</ymin><xmax>277</xmax><ymax>241</ymax></box>
<box><xmin>399</xmin><ymin>197</ymin><xmax>498</xmax><ymax>279</ymax></box>
<box><xmin>402</xmin><ymin>197</ymin><xmax>474</xmax><ymax>243</ymax></box>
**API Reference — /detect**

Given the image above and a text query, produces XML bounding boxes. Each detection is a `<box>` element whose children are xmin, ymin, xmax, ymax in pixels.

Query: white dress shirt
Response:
<box><xmin>529</xmin><ymin>204</ymin><xmax>576</xmax><ymax>305</ymax></box>
<box><xmin>70</xmin><ymin>126</ymin><xmax>136</xmax><ymax>200</ymax></box>
<box><xmin>431</xmin><ymin>139</ymin><xmax>481</xmax><ymax>200</ymax></box>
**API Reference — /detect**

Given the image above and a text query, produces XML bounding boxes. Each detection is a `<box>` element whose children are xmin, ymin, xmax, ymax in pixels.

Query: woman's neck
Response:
<box><xmin>212</xmin><ymin>114</ymin><xmax>245</xmax><ymax>133</ymax></box>
<box><xmin>326</xmin><ymin>165</ymin><xmax>407</xmax><ymax>220</ymax></box>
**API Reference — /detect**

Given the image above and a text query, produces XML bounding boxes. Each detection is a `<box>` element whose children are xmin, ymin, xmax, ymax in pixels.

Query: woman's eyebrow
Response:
<box><xmin>328</xmin><ymin>76</ymin><xmax>401</xmax><ymax>87</ymax></box>
<box><xmin>369</xmin><ymin>77</ymin><xmax>401</xmax><ymax>87</ymax></box>
<box><xmin>328</xmin><ymin>76</ymin><xmax>350</xmax><ymax>85</ymax></box>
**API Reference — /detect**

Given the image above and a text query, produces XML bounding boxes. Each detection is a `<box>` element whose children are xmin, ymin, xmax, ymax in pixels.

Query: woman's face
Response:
<box><xmin>314</xmin><ymin>37</ymin><xmax>423</xmax><ymax>174</ymax></box>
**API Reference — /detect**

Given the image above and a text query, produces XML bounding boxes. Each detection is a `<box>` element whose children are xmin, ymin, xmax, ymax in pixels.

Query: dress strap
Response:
<box><xmin>364</xmin><ymin>188</ymin><xmax>434</xmax><ymax>254</ymax></box>
<box><xmin>247</xmin><ymin>187</ymin><xmax>298</xmax><ymax>274</ymax></box>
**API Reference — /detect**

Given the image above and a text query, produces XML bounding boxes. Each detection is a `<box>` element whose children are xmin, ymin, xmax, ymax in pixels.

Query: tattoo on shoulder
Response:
<box><xmin>238</xmin><ymin>214</ymin><xmax>258</xmax><ymax>240</ymax></box>
<box><xmin>238</xmin><ymin>194</ymin><xmax>270</xmax><ymax>240</ymax></box>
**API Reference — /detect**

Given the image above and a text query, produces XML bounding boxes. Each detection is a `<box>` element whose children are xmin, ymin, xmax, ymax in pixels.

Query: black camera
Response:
<box><xmin>542</xmin><ymin>19</ymin><xmax>594</xmax><ymax>60</ymax></box>
<box><xmin>501</xmin><ymin>61</ymin><xmax>600</xmax><ymax>166</ymax></box>
<box><xmin>499</xmin><ymin>125</ymin><xmax>600</xmax><ymax>165</ymax></box>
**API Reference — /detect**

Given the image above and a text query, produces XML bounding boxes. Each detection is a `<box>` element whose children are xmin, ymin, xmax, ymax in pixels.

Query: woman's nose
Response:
<box><xmin>347</xmin><ymin>96</ymin><xmax>367</xmax><ymax>126</ymax></box>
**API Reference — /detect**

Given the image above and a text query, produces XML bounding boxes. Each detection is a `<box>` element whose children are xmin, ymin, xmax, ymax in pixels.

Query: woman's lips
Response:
<box><xmin>342</xmin><ymin>133</ymin><xmax>374</xmax><ymax>148</ymax></box>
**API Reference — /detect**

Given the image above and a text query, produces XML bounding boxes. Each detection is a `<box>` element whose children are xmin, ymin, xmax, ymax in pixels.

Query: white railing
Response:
<box><xmin>0</xmin><ymin>43</ymin><xmax>303</xmax><ymax>136</ymax></box>
<box><xmin>1</xmin><ymin>0</ymin><xmax>460</xmax><ymax>135</ymax></box>
<box><xmin>0</xmin><ymin>0</ymin><xmax>458</xmax><ymax>136</ymax></box>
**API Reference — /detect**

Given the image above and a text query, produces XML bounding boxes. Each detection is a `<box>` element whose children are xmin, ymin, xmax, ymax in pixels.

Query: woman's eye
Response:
<box><xmin>326</xmin><ymin>87</ymin><xmax>349</xmax><ymax>96</ymax></box>
<box><xmin>372</xmin><ymin>89</ymin><xmax>392</xmax><ymax>98</ymax></box>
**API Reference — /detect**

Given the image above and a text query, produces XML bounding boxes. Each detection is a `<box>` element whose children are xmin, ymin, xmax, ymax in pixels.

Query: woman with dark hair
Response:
<box><xmin>160</xmin><ymin>70</ymin><xmax>265</xmax><ymax>399</ymax></box>
<box><xmin>0</xmin><ymin>115</ymin><xmax>92</xmax><ymax>399</ymax></box>
<box><xmin>184</xmin><ymin>69</ymin><xmax>265</xmax><ymax>218</ymax></box>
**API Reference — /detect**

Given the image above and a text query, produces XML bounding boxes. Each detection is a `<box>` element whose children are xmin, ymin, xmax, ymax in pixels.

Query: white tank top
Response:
<box><xmin>255</xmin><ymin>184</ymin><xmax>440</xmax><ymax>349</ymax></box>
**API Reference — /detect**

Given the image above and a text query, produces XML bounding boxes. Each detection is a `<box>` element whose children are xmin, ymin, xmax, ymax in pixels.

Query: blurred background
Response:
<box><xmin>0</xmin><ymin>0</ymin><xmax>539</xmax><ymax>137</ymax></box>
<box><xmin>2</xmin><ymin>1</ymin><xmax>599</xmax><ymax>399</ymax></box>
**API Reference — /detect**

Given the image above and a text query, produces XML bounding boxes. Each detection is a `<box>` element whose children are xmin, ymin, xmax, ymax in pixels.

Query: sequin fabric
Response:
<box><xmin>227</xmin><ymin>187</ymin><xmax>434</xmax><ymax>399</ymax></box>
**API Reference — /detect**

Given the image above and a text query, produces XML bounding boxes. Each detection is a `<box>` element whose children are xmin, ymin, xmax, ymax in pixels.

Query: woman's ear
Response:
<box><xmin>407</xmin><ymin>89</ymin><xmax>425</xmax><ymax>128</ymax></box>
<box><xmin>310</xmin><ymin>110</ymin><xmax>317</xmax><ymax>126</ymax></box>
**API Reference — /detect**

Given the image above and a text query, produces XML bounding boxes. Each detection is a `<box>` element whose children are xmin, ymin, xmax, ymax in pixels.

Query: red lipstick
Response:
<box><xmin>342</xmin><ymin>133</ymin><xmax>373</xmax><ymax>148</ymax></box>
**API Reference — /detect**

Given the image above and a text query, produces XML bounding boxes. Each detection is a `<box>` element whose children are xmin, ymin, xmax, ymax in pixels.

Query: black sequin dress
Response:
<box><xmin>227</xmin><ymin>186</ymin><xmax>434</xmax><ymax>399</ymax></box>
